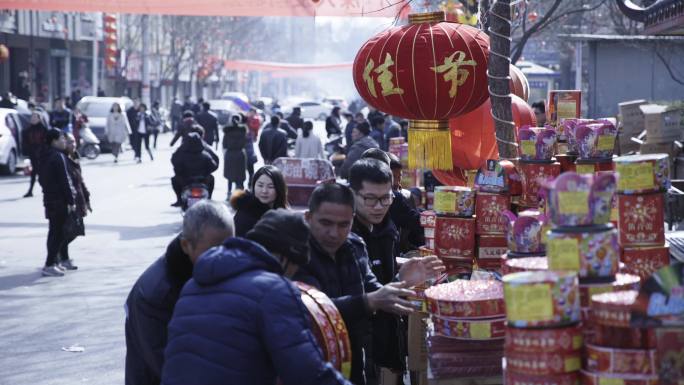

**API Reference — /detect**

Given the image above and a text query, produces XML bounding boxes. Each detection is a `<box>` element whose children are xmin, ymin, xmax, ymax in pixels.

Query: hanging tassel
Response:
<box><xmin>408</xmin><ymin>120</ymin><xmax>453</xmax><ymax>170</ymax></box>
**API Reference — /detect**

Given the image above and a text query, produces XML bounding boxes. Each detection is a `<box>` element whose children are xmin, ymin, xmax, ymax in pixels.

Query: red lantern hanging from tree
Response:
<box><xmin>353</xmin><ymin>11</ymin><xmax>490</xmax><ymax>170</ymax></box>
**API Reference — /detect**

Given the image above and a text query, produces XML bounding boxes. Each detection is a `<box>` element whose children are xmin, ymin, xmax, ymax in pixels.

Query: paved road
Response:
<box><xmin>0</xmin><ymin>122</ymin><xmax>332</xmax><ymax>385</ymax></box>
<box><xmin>0</xmin><ymin>134</ymin><xmax>193</xmax><ymax>385</ymax></box>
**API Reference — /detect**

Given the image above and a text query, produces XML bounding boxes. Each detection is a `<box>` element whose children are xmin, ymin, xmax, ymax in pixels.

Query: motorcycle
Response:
<box><xmin>79</xmin><ymin>123</ymin><xmax>101</xmax><ymax>160</ymax></box>
<box><xmin>181</xmin><ymin>177</ymin><xmax>210</xmax><ymax>212</ymax></box>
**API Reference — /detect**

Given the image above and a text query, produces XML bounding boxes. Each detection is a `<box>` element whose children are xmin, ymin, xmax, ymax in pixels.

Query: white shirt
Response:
<box><xmin>137</xmin><ymin>114</ymin><xmax>146</xmax><ymax>134</ymax></box>
<box><xmin>294</xmin><ymin>134</ymin><xmax>324</xmax><ymax>159</ymax></box>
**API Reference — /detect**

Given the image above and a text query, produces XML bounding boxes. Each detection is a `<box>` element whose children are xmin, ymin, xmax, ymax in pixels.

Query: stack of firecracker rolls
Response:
<box><xmin>424</xmin><ymin>279</ymin><xmax>506</xmax><ymax>379</ymax></box>
<box><xmin>431</xmin><ymin>185</ymin><xmax>477</xmax><ymax>277</ymax></box>
<box><xmin>473</xmin><ymin>160</ymin><xmax>517</xmax><ymax>273</ymax></box>
<box><xmin>614</xmin><ymin>154</ymin><xmax>672</xmax><ymax>281</ymax></box>
<box><xmin>582</xmin><ymin>290</ymin><xmax>659</xmax><ymax>385</ymax></box>
<box><xmin>516</xmin><ymin>124</ymin><xmax>561</xmax><ymax>211</ymax></box>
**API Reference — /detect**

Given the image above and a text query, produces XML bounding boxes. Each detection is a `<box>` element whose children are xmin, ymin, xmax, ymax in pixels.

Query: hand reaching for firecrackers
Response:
<box><xmin>365</xmin><ymin>281</ymin><xmax>416</xmax><ymax>316</ymax></box>
<box><xmin>398</xmin><ymin>255</ymin><xmax>446</xmax><ymax>288</ymax></box>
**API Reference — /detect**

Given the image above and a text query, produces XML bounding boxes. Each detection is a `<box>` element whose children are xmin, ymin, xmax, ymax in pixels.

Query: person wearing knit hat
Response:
<box><xmin>162</xmin><ymin>209</ymin><xmax>351</xmax><ymax>385</ymax></box>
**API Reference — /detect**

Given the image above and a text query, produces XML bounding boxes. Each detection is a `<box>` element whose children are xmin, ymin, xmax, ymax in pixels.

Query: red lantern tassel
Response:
<box><xmin>408</xmin><ymin>120</ymin><xmax>453</xmax><ymax>171</ymax></box>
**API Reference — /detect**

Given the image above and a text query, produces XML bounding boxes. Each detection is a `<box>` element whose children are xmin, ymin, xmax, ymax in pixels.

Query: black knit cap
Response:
<box><xmin>245</xmin><ymin>209</ymin><xmax>311</xmax><ymax>266</ymax></box>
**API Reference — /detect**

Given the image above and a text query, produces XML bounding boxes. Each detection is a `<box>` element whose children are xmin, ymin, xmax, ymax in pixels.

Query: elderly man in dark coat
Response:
<box><xmin>161</xmin><ymin>209</ymin><xmax>352</xmax><ymax>385</ymax></box>
<box><xmin>125</xmin><ymin>201</ymin><xmax>234</xmax><ymax>385</ymax></box>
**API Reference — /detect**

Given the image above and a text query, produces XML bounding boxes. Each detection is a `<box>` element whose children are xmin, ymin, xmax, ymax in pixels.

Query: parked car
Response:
<box><xmin>221</xmin><ymin>91</ymin><xmax>249</xmax><ymax>104</ymax></box>
<box><xmin>321</xmin><ymin>96</ymin><xmax>348</xmax><ymax>110</ymax></box>
<box><xmin>281</xmin><ymin>101</ymin><xmax>334</xmax><ymax>121</ymax></box>
<box><xmin>0</xmin><ymin>108</ymin><xmax>23</xmax><ymax>175</ymax></box>
<box><xmin>208</xmin><ymin>99</ymin><xmax>241</xmax><ymax>126</ymax></box>
<box><xmin>76</xmin><ymin>96</ymin><xmax>133</xmax><ymax>151</ymax></box>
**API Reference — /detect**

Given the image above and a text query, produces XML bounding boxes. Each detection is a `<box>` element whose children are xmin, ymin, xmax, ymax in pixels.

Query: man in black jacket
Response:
<box><xmin>49</xmin><ymin>97</ymin><xmax>72</xmax><ymax>131</ymax></box>
<box><xmin>258</xmin><ymin>116</ymin><xmax>288</xmax><ymax>164</ymax></box>
<box><xmin>125</xmin><ymin>201</ymin><xmax>234</xmax><ymax>385</ymax></box>
<box><xmin>294</xmin><ymin>183</ymin><xmax>443</xmax><ymax>385</ymax></box>
<box><xmin>348</xmin><ymin>159</ymin><xmax>441</xmax><ymax>382</ymax></box>
<box><xmin>38</xmin><ymin>129</ymin><xmax>76</xmax><ymax>277</ymax></box>
<box><xmin>286</xmin><ymin>107</ymin><xmax>304</xmax><ymax>131</ymax></box>
<box><xmin>195</xmin><ymin>102</ymin><xmax>219</xmax><ymax>147</ymax></box>
<box><xmin>170</xmin><ymin>132</ymin><xmax>219</xmax><ymax>206</ymax></box>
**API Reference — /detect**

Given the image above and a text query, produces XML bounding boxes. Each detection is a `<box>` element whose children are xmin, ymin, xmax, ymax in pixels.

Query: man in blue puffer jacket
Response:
<box><xmin>161</xmin><ymin>209</ymin><xmax>351</xmax><ymax>385</ymax></box>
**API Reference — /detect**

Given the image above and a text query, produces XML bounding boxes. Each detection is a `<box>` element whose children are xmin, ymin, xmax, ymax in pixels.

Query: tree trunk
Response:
<box><xmin>487</xmin><ymin>0</ymin><xmax>516</xmax><ymax>159</ymax></box>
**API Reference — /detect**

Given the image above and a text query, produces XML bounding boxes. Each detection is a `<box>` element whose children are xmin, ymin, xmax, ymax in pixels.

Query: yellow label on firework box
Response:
<box><xmin>616</xmin><ymin>162</ymin><xmax>654</xmax><ymax>192</ymax></box>
<box><xmin>589</xmin><ymin>285</ymin><xmax>613</xmax><ymax>298</ymax></box>
<box><xmin>564</xmin><ymin>356</ymin><xmax>581</xmax><ymax>372</ymax></box>
<box><xmin>505</xmin><ymin>283</ymin><xmax>553</xmax><ymax>322</ymax></box>
<box><xmin>599</xmin><ymin>378</ymin><xmax>625</xmax><ymax>385</ymax></box>
<box><xmin>469</xmin><ymin>321</ymin><xmax>492</xmax><ymax>339</ymax></box>
<box><xmin>576</xmin><ymin>163</ymin><xmax>595</xmax><ymax>175</ymax></box>
<box><xmin>548</xmin><ymin>238</ymin><xmax>580</xmax><ymax>271</ymax></box>
<box><xmin>433</xmin><ymin>191</ymin><xmax>456</xmax><ymax>213</ymax></box>
<box><xmin>558</xmin><ymin>191</ymin><xmax>589</xmax><ymax>215</ymax></box>
<box><xmin>521</xmin><ymin>140</ymin><xmax>536</xmax><ymax>156</ymax></box>
<box><xmin>597</xmin><ymin>135</ymin><xmax>615</xmax><ymax>151</ymax></box>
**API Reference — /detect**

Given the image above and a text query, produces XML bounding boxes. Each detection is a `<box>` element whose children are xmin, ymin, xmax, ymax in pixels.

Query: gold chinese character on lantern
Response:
<box><xmin>363</xmin><ymin>53</ymin><xmax>404</xmax><ymax>98</ymax></box>
<box><xmin>432</xmin><ymin>51</ymin><xmax>477</xmax><ymax>98</ymax></box>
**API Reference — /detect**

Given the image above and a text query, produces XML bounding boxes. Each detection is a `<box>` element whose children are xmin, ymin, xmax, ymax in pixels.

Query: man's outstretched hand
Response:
<box><xmin>398</xmin><ymin>255</ymin><xmax>446</xmax><ymax>287</ymax></box>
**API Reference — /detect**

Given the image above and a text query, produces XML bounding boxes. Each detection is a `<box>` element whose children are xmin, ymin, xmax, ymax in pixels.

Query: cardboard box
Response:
<box><xmin>618</xmin><ymin>99</ymin><xmax>648</xmax><ymax>137</ymax></box>
<box><xmin>408</xmin><ymin>313</ymin><xmax>428</xmax><ymax>371</ymax></box>
<box><xmin>640</xmin><ymin>141</ymin><xmax>681</xmax><ymax>178</ymax></box>
<box><xmin>640</xmin><ymin>104</ymin><xmax>683</xmax><ymax>143</ymax></box>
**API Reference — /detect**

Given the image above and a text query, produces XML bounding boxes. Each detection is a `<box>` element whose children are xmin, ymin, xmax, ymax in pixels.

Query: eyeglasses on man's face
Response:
<box><xmin>356</xmin><ymin>193</ymin><xmax>393</xmax><ymax>207</ymax></box>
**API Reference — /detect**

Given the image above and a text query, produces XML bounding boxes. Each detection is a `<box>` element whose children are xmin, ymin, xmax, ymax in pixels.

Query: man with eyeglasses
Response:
<box><xmin>349</xmin><ymin>158</ymin><xmax>442</xmax><ymax>384</ymax></box>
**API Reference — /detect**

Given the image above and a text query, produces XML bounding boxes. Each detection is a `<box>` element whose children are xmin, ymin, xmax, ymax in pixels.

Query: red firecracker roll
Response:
<box><xmin>425</xmin><ymin>279</ymin><xmax>504</xmax><ymax>319</ymax></box>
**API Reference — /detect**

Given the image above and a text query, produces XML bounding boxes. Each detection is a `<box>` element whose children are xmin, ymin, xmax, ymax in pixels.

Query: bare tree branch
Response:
<box><xmin>655</xmin><ymin>48</ymin><xmax>684</xmax><ymax>86</ymax></box>
<box><xmin>510</xmin><ymin>0</ymin><xmax>564</xmax><ymax>63</ymax></box>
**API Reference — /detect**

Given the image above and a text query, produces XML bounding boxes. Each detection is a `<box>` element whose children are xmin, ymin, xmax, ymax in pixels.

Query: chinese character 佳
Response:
<box><xmin>363</xmin><ymin>52</ymin><xmax>404</xmax><ymax>98</ymax></box>
<box><xmin>431</xmin><ymin>51</ymin><xmax>477</xmax><ymax>98</ymax></box>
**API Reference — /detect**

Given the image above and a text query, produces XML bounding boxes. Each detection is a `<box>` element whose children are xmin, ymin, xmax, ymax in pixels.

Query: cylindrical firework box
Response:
<box><xmin>519</xmin><ymin>159</ymin><xmax>561</xmax><ymax>207</ymax></box>
<box><xmin>475</xmin><ymin>192</ymin><xmax>510</xmax><ymax>234</ymax></box>
<box><xmin>613</xmin><ymin>154</ymin><xmax>670</xmax><ymax>195</ymax></box>
<box><xmin>617</xmin><ymin>191</ymin><xmax>665</xmax><ymax>247</ymax></box>
<box><xmin>546</xmin><ymin>224</ymin><xmax>619</xmax><ymax>281</ymax></box>
<box><xmin>575</xmin><ymin>158</ymin><xmax>614</xmax><ymax>176</ymax></box>
<box><xmin>619</xmin><ymin>243</ymin><xmax>670</xmax><ymax>280</ymax></box>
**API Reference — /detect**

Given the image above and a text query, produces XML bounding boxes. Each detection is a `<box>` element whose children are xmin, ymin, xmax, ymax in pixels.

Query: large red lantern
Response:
<box><xmin>509</xmin><ymin>65</ymin><xmax>530</xmax><ymax>102</ymax></box>
<box><xmin>353</xmin><ymin>12</ymin><xmax>489</xmax><ymax>170</ymax></box>
<box><xmin>432</xmin><ymin>94</ymin><xmax>536</xmax><ymax>186</ymax></box>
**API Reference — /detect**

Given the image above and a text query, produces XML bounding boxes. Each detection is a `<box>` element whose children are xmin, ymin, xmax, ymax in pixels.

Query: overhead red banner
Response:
<box><xmin>223</xmin><ymin>59</ymin><xmax>353</xmax><ymax>73</ymax></box>
<box><xmin>0</xmin><ymin>0</ymin><xmax>410</xmax><ymax>17</ymax></box>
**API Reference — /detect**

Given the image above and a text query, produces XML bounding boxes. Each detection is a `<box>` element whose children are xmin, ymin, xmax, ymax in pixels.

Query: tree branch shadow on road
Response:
<box><xmin>0</xmin><ymin>271</ymin><xmax>48</xmax><ymax>291</ymax></box>
<box><xmin>0</xmin><ymin>222</ymin><xmax>181</xmax><ymax>241</ymax></box>
<box><xmin>0</xmin><ymin>197</ymin><xmax>24</xmax><ymax>203</ymax></box>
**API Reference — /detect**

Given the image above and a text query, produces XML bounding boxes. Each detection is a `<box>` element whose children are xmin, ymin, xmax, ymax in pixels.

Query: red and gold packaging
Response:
<box><xmin>432</xmin><ymin>316</ymin><xmax>506</xmax><ymax>340</ymax></box>
<box><xmin>504</xmin><ymin>350</ymin><xmax>582</xmax><ymax>376</ymax></box>
<box><xmin>505</xmin><ymin>323</ymin><xmax>583</xmax><ymax>354</ymax></box>
<box><xmin>593</xmin><ymin>324</ymin><xmax>656</xmax><ymax>350</ymax></box>
<box><xmin>477</xmin><ymin>235</ymin><xmax>507</xmax><ymax>261</ymax></box>
<box><xmin>435</xmin><ymin>215</ymin><xmax>475</xmax><ymax>259</ymax></box>
<box><xmin>620</xmin><ymin>244</ymin><xmax>670</xmax><ymax>280</ymax></box>
<box><xmin>519</xmin><ymin>160</ymin><xmax>562</xmax><ymax>207</ymax></box>
<box><xmin>505</xmin><ymin>371</ymin><xmax>580</xmax><ymax>385</ymax></box>
<box><xmin>556</xmin><ymin>154</ymin><xmax>578</xmax><ymax>174</ymax></box>
<box><xmin>585</xmin><ymin>344</ymin><xmax>657</xmax><ymax>375</ymax></box>
<box><xmin>617</xmin><ymin>192</ymin><xmax>665</xmax><ymax>246</ymax></box>
<box><xmin>580</xmin><ymin>370</ymin><xmax>659</xmax><ymax>385</ymax></box>
<box><xmin>656</xmin><ymin>328</ymin><xmax>684</xmax><ymax>385</ymax></box>
<box><xmin>425</xmin><ymin>279</ymin><xmax>505</xmax><ymax>319</ymax></box>
<box><xmin>475</xmin><ymin>192</ymin><xmax>511</xmax><ymax>234</ymax></box>
<box><xmin>296</xmin><ymin>282</ymin><xmax>352</xmax><ymax>378</ymax></box>
<box><xmin>502</xmin><ymin>256</ymin><xmax>548</xmax><ymax>276</ymax></box>
<box><xmin>420</xmin><ymin>209</ymin><xmax>436</xmax><ymax>228</ymax></box>
<box><xmin>590</xmin><ymin>290</ymin><xmax>637</xmax><ymax>328</ymax></box>
<box><xmin>578</xmin><ymin>273</ymin><xmax>641</xmax><ymax>308</ymax></box>
<box><xmin>574</xmin><ymin>158</ymin><xmax>614</xmax><ymax>175</ymax></box>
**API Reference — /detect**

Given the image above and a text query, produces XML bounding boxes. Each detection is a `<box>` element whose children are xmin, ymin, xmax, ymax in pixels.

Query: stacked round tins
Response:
<box><xmin>424</xmin><ymin>279</ymin><xmax>505</xmax><ymax>378</ymax></box>
<box><xmin>473</xmin><ymin>159</ymin><xmax>518</xmax><ymax>273</ymax></box>
<box><xmin>516</xmin><ymin>125</ymin><xmax>561</xmax><ymax>209</ymax></box>
<box><xmin>583</xmin><ymin>290</ymin><xmax>658</xmax><ymax>385</ymax></box>
<box><xmin>294</xmin><ymin>282</ymin><xmax>352</xmax><ymax>379</ymax></box>
<box><xmin>503</xmin><ymin>270</ymin><xmax>582</xmax><ymax>385</ymax></box>
<box><xmin>544</xmin><ymin>171</ymin><xmax>641</xmax><ymax>342</ymax></box>
<box><xmin>614</xmin><ymin>154</ymin><xmax>671</xmax><ymax>280</ymax></box>
<box><xmin>433</xmin><ymin>185</ymin><xmax>476</xmax><ymax>276</ymax></box>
